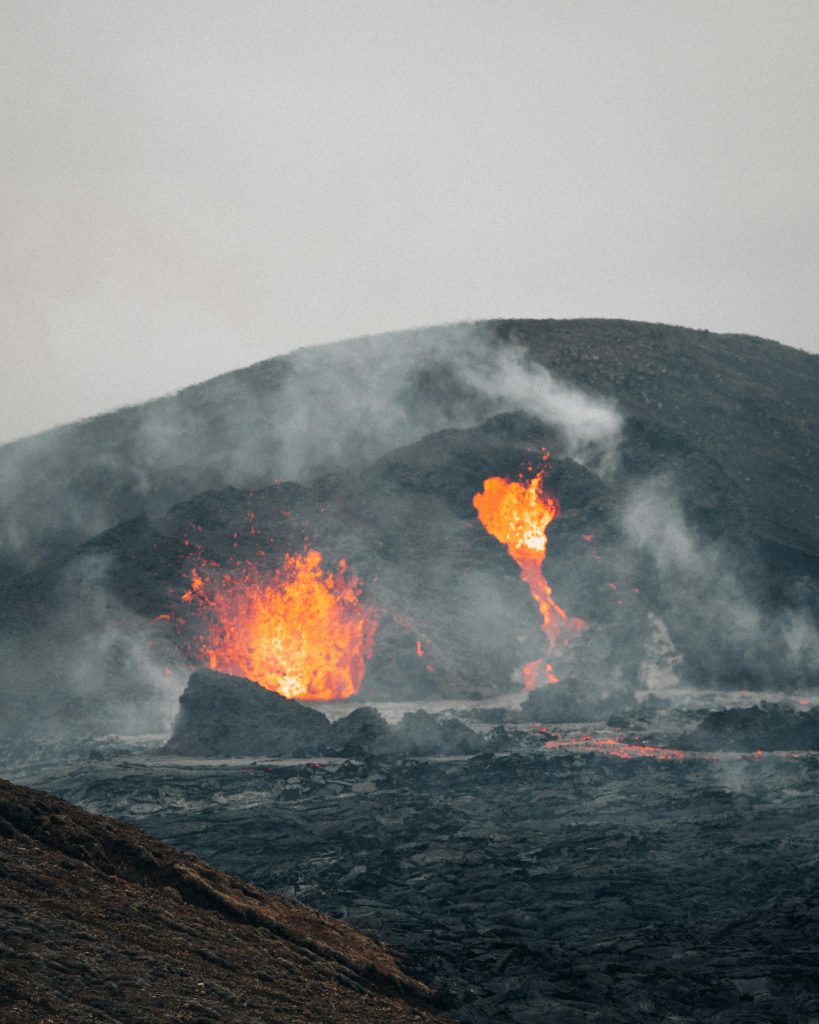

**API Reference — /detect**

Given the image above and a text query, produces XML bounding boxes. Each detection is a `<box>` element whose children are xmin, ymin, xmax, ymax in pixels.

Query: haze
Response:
<box><xmin>1</xmin><ymin>0</ymin><xmax>817</xmax><ymax>444</ymax></box>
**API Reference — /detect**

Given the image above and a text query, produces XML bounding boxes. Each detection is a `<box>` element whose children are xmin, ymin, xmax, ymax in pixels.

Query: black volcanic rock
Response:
<box><xmin>159</xmin><ymin>676</ymin><xmax>486</xmax><ymax>760</ymax></box>
<box><xmin>18</xmin><ymin>736</ymin><xmax>819</xmax><ymax>1024</ymax></box>
<box><xmin>681</xmin><ymin>702</ymin><xmax>819</xmax><ymax>751</ymax></box>
<box><xmin>327</xmin><ymin>706</ymin><xmax>392</xmax><ymax>756</ymax></box>
<box><xmin>159</xmin><ymin>669</ymin><xmax>331</xmax><ymax>757</ymax></box>
<box><xmin>387</xmin><ymin>710</ymin><xmax>485</xmax><ymax>756</ymax></box>
<box><xmin>520</xmin><ymin>677</ymin><xmax>638</xmax><ymax>723</ymax></box>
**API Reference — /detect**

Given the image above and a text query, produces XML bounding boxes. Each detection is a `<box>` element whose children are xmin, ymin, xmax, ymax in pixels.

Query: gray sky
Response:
<box><xmin>1</xmin><ymin>0</ymin><xmax>817</xmax><ymax>444</ymax></box>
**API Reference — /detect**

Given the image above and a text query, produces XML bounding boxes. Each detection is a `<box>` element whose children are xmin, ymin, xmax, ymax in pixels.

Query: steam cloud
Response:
<box><xmin>1</xmin><ymin>324</ymin><xmax>815</xmax><ymax>742</ymax></box>
<box><xmin>0</xmin><ymin>323</ymin><xmax>620</xmax><ymax>579</ymax></box>
<box><xmin>0</xmin><ymin>552</ymin><xmax>187</xmax><ymax>742</ymax></box>
<box><xmin>621</xmin><ymin>477</ymin><xmax>819</xmax><ymax>689</ymax></box>
<box><xmin>0</xmin><ymin>324</ymin><xmax>622</xmax><ymax>738</ymax></box>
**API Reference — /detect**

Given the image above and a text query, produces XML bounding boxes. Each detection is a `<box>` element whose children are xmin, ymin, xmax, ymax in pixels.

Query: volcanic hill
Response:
<box><xmin>1</xmin><ymin>319</ymin><xmax>816</xmax><ymax>582</ymax></box>
<box><xmin>0</xmin><ymin>320</ymin><xmax>817</xmax><ymax>739</ymax></box>
<box><xmin>0</xmin><ymin>775</ymin><xmax>446</xmax><ymax>1024</ymax></box>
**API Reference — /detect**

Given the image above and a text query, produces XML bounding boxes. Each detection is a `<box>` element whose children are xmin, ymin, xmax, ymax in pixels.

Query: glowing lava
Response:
<box><xmin>473</xmin><ymin>465</ymin><xmax>584</xmax><ymax>686</ymax></box>
<box><xmin>181</xmin><ymin>549</ymin><xmax>378</xmax><ymax>700</ymax></box>
<box><xmin>541</xmin><ymin>733</ymin><xmax>686</xmax><ymax>760</ymax></box>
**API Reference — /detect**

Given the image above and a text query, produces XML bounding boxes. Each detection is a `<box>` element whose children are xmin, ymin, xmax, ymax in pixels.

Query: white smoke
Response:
<box><xmin>0</xmin><ymin>552</ymin><xmax>187</xmax><ymax>738</ymax></box>
<box><xmin>622</xmin><ymin>477</ymin><xmax>819</xmax><ymax>687</ymax></box>
<box><xmin>0</xmin><ymin>323</ymin><xmax>622</xmax><ymax>576</ymax></box>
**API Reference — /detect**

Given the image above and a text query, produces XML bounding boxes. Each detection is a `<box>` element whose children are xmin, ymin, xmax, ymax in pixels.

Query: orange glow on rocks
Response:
<box><xmin>541</xmin><ymin>733</ymin><xmax>686</xmax><ymax>760</ymax></box>
<box><xmin>473</xmin><ymin>465</ymin><xmax>584</xmax><ymax>687</ymax></box>
<box><xmin>181</xmin><ymin>549</ymin><xmax>378</xmax><ymax>700</ymax></box>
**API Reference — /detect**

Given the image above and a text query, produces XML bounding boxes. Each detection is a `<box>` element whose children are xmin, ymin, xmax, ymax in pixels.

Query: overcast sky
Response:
<box><xmin>1</xmin><ymin>0</ymin><xmax>817</xmax><ymax>444</ymax></box>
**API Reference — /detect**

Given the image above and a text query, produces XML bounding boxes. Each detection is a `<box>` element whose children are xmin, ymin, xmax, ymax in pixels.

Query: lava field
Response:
<box><xmin>6</xmin><ymin>704</ymin><xmax>819</xmax><ymax>1024</ymax></box>
<box><xmin>1</xmin><ymin>321</ymin><xmax>817</xmax><ymax>1022</ymax></box>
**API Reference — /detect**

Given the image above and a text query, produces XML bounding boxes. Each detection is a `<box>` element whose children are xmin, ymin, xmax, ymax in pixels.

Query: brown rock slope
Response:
<box><xmin>0</xmin><ymin>777</ymin><xmax>446</xmax><ymax>1024</ymax></box>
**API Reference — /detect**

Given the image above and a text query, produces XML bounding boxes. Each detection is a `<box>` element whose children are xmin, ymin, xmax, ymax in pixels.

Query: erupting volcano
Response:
<box><xmin>180</xmin><ymin>549</ymin><xmax>378</xmax><ymax>700</ymax></box>
<box><xmin>473</xmin><ymin>462</ymin><xmax>584</xmax><ymax>687</ymax></box>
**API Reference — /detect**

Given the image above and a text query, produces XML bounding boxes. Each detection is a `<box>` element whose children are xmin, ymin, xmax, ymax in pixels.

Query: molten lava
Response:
<box><xmin>181</xmin><ymin>549</ymin><xmax>378</xmax><ymax>700</ymax></box>
<box><xmin>473</xmin><ymin>466</ymin><xmax>583</xmax><ymax>686</ymax></box>
<box><xmin>541</xmin><ymin>732</ymin><xmax>686</xmax><ymax>760</ymax></box>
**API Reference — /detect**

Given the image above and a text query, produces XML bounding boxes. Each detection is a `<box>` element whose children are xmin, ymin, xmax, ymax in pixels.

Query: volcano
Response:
<box><xmin>0</xmin><ymin>320</ymin><xmax>817</xmax><ymax>738</ymax></box>
<box><xmin>1</xmin><ymin>318</ymin><xmax>818</xmax><ymax>1024</ymax></box>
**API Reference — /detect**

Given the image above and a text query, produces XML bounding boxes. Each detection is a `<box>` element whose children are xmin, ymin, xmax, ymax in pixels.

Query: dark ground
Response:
<box><xmin>0</xmin><ymin>776</ymin><xmax>446</xmax><ymax>1024</ymax></box>
<box><xmin>1</xmin><ymin>320</ymin><xmax>817</xmax><ymax>1021</ymax></box>
<box><xmin>7</xmin><ymin>718</ymin><xmax>819</xmax><ymax>1024</ymax></box>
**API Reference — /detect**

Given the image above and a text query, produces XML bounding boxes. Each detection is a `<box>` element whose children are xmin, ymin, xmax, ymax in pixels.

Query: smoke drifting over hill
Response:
<box><xmin>0</xmin><ymin>320</ymin><xmax>816</xmax><ymax>741</ymax></box>
<box><xmin>0</xmin><ymin>324</ymin><xmax>619</xmax><ymax>581</ymax></box>
<box><xmin>621</xmin><ymin>477</ymin><xmax>819</xmax><ymax>689</ymax></box>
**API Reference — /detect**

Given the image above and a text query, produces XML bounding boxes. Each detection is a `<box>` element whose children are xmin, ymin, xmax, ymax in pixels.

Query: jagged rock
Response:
<box><xmin>386</xmin><ymin>710</ymin><xmax>485</xmax><ymax>756</ymax></box>
<box><xmin>159</xmin><ymin>669</ymin><xmax>331</xmax><ymax>757</ymax></box>
<box><xmin>14</xmin><ymin>734</ymin><xmax>819</xmax><ymax>1024</ymax></box>
<box><xmin>520</xmin><ymin>677</ymin><xmax>638</xmax><ymax>723</ymax></box>
<box><xmin>327</xmin><ymin>706</ymin><xmax>392</xmax><ymax>756</ymax></box>
<box><xmin>159</xmin><ymin>674</ymin><xmax>488</xmax><ymax>759</ymax></box>
<box><xmin>681</xmin><ymin>701</ymin><xmax>819</xmax><ymax>751</ymax></box>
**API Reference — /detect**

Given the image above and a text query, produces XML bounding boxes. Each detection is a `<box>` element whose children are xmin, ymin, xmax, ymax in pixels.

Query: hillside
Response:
<box><xmin>499</xmin><ymin>320</ymin><xmax>819</xmax><ymax>559</ymax></box>
<box><xmin>0</xmin><ymin>776</ymin><xmax>445</xmax><ymax>1023</ymax></box>
<box><xmin>1</xmin><ymin>319</ymin><xmax>816</xmax><ymax>587</ymax></box>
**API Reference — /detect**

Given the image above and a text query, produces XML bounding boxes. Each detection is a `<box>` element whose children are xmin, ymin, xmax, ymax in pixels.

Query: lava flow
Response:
<box><xmin>180</xmin><ymin>549</ymin><xmax>378</xmax><ymax>700</ymax></box>
<box><xmin>473</xmin><ymin>464</ymin><xmax>584</xmax><ymax>686</ymax></box>
<box><xmin>541</xmin><ymin>733</ymin><xmax>686</xmax><ymax>761</ymax></box>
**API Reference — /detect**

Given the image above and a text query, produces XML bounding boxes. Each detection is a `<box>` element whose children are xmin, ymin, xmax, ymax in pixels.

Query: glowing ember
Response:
<box><xmin>473</xmin><ymin>465</ymin><xmax>584</xmax><ymax>686</ymax></box>
<box><xmin>180</xmin><ymin>549</ymin><xmax>378</xmax><ymax>700</ymax></box>
<box><xmin>522</xmin><ymin>661</ymin><xmax>559</xmax><ymax>687</ymax></box>
<box><xmin>541</xmin><ymin>733</ymin><xmax>686</xmax><ymax>760</ymax></box>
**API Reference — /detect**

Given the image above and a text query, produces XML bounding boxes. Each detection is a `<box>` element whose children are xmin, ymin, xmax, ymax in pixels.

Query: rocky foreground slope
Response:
<box><xmin>0</xmin><ymin>777</ymin><xmax>445</xmax><ymax>1024</ymax></box>
<box><xmin>9</xmin><ymin>726</ymin><xmax>819</xmax><ymax>1024</ymax></box>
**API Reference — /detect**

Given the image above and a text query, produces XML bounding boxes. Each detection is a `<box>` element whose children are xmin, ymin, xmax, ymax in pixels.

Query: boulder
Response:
<box><xmin>327</xmin><ymin>706</ymin><xmax>392</xmax><ymax>756</ymax></box>
<box><xmin>159</xmin><ymin>669</ymin><xmax>331</xmax><ymax>757</ymax></box>
<box><xmin>681</xmin><ymin>702</ymin><xmax>819</xmax><ymax>752</ymax></box>
<box><xmin>387</xmin><ymin>710</ymin><xmax>485</xmax><ymax>756</ymax></box>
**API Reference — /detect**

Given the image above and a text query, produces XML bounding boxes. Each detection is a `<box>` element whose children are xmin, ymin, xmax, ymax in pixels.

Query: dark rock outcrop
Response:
<box><xmin>159</xmin><ymin>671</ymin><xmax>485</xmax><ymax>759</ymax></box>
<box><xmin>327</xmin><ymin>705</ymin><xmax>392</xmax><ymax>756</ymax></box>
<box><xmin>159</xmin><ymin>669</ymin><xmax>331</xmax><ymax>757</ymax></box>
<box><xmin>681</xmin><ymin>701</ymin><xmax>819</xmax><ymax>751</ymax></box>
<box><xmin>387</xmin><ymin>710</ymin><xmax>485</xmax><ymax>756</ymax></box>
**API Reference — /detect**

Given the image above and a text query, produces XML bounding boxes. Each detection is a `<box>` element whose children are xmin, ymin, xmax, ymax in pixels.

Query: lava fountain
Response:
<box><xmin>473</xmin><ymin>462</ymin><xmax>584</xmax><ymax>687</ymax></box>
<box><xmin>180</xmin><ymin>549</ymin><xmax>378</xmax><ymax>700</ymax></box>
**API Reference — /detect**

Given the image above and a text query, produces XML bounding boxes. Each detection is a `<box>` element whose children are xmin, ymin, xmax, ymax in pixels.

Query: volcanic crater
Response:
<box><xmin>1</xmin><ymin>320</ymin><xmax>818</xmax><ymax>1024</ymax></box>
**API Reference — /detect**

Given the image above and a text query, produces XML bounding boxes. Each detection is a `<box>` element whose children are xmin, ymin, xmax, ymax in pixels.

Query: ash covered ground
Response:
<box><xmin>5</xmin><ymin>687</ymin><xmax>819</xmax><ymax>1024</ymax></box>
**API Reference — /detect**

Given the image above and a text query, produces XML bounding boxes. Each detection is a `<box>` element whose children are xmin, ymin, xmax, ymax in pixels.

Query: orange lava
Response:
<box><xmin>473</xmin><ymin>466</ymin><xmax>584</xmax><ymax>686</ymax></box>
<box><xmin>181</xmin><ymin>549</ymin><xmax>378</xmax><ymax>700</ymax></box>
<box><xmin>522</xmin><ymin>661</ymin><xmax>559</xmax><ymax>687</ymax></box>
<box><xmin>542</xmin><ymin>734</ymin><xmax>686</xmax><ymax>760</ymax></box>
